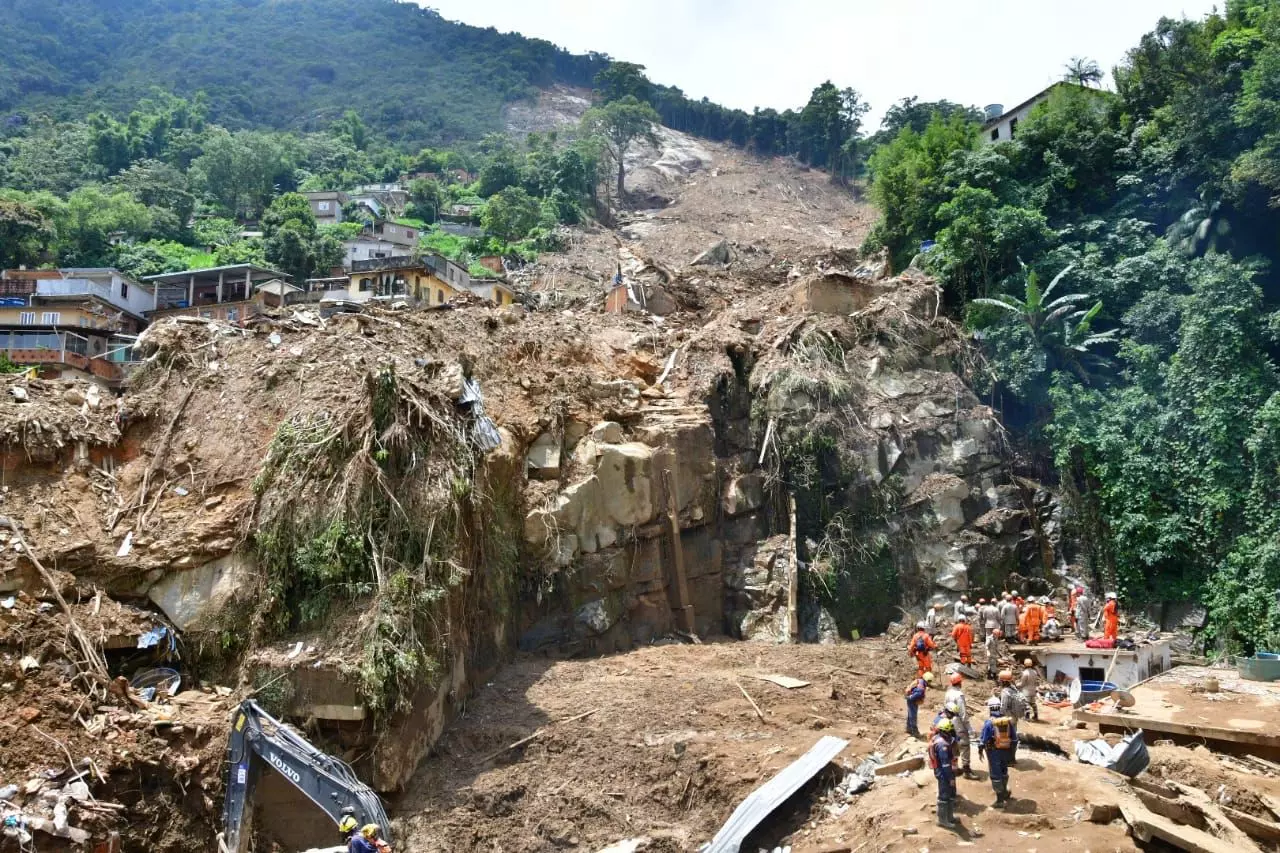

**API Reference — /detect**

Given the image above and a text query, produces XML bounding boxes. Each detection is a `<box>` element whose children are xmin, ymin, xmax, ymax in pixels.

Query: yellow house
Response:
<box><xmin>347</xmin><ymin>260</ymin><xmax>461</xmax><ymax>306</ymax></box>
<box><xmin>346</xmin><ymin>254</ymin><xmax>514</xmax><ymax>307</ymax></box>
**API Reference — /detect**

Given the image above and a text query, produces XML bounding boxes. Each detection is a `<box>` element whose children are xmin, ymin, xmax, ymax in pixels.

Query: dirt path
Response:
<box><xmin>392</xmin><ymin>638</ymin><xmax>1144</xmax><ymax>853</ymax></box>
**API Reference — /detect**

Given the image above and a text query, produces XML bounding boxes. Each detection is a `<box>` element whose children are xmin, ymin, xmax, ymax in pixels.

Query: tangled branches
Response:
<box><xmin>248</xmin><ymin>363</ymin><xmax>484</xmax><ymax>718</ymax></box>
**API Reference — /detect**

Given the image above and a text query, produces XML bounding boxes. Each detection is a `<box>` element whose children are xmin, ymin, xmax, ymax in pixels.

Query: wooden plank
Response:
<box><xmin>1221</xmin><ymin>805</ymin><xmax>1280</xmax><ymax>845</ymax></box>
<box><xmin>1118</xmin><ymin>795</ymin><xmax>1242</xmax><ymax>853</ymax></box>
<box><xmin>873</xmin><ymin>755</ymin><xmax>923</xmax><ymax>776</ymax></box>
<box><xmin>1169</xmin><ymin>781</ymin><xmax>1262</xmax><ymax>852</ymax></box>
<box><xmin>1260</xmin><ymin>793</ymin><xmax>1280</xmax><ymax>822</ymax></box>
<box><xmin>660</xmin><ymin>457</ymin><xmax>694</xmax><ymax>633</ymax></box>
<box><xmin>1074</xmin><ymin>708</ymin><xmax>1280</xmax><ymax>748</ymax></box>
<box><xmin>752</xmin><ymin>674</ymin><xmax>810</xmax><ymax>690</ymax></box>
<box><xmin>787</xmin><ymin>493</ymin><xmax>799</xmax><ymax>642</ymax></box>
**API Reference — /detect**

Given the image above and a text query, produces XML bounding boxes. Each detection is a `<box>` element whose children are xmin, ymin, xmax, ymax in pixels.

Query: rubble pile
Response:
<box><xmin>0</xmin><ymin>590</ymin><xmax>231</xmax><ymax>850</ymax></box>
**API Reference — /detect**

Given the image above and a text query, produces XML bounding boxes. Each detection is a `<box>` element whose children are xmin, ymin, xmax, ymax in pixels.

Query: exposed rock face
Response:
<box><xmin>519</xmin><ymin>270</ymin><xmax>1043</xmax><ymax>649</ymax></box>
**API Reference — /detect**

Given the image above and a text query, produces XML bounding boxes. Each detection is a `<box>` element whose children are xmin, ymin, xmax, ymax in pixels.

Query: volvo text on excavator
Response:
<box><xmin>219</xmin><ymin>700</ymin><xmax>390</xmax><ymax>853</ymax></box>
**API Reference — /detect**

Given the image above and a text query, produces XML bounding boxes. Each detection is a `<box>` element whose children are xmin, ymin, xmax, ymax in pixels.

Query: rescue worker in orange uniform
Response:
<box><xmin>909</xmin><ymin>620</ymin><xmax>937</xmax><ymax>676</ymax></box>
<box><xmin>1023</xmin><ymin>596</ymin><xmax>1044</xmax><ymax>644</ymax></box>
<box><xmin>1068</xmin><ymin>586</ymin><xmax>1081</xmax><ymax>633</ymax></box>
<box><xmin>1044</xmin><ymin>596</ymin><xmax>1056</xmax><ymax>622</ymax></box>
<box><xmin>950</xmin><ymin>614</ymin><xmax>974</xmax><ymax>666</ymax></box>
<box><xmin>1103</xmin><ymin>592</ymin><xmax>1120</xmax><ymax>640</ymax></box>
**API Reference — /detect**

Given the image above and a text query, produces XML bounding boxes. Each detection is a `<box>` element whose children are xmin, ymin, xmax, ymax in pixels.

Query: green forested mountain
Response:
<box><xmin>0</xmin><ymin>0</ymin><xmax>607</xmax><ymax>145</ymax></box>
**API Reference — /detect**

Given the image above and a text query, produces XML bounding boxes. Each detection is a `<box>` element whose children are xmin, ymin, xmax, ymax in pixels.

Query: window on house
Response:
<box><xmin>990</xmin><ymin>128</ymin><xmax>999</xmax><ymax>141</ymax></box>
<box><xmin>227</xmin><ymin>308</ymin><xmax>239</xmax><ymax>323</ymax></box>
<box><xmin>120</xmin><ymin>281</ymin><xmax>128</xmax><ymax>299</ymax></box>
<box><xmin>407</xmin><ymin>230</ymin><xmax>416</xmax><ymax>240</ymax></box>
<box><xmin>16</xmin><ymin>332</ymin><xmax>59</xmax><ymax>350</ymax></box>
<box><xmin>360</xmin><ymin>278</ymin><xmax>372</xmax><ymax>292</ymax></box>
<box><xmin>1009</xmin><ymin>117</ymin><xmax>1018</xmax><ymax>138</ymax></box>
<box><xmin>437</xmin><ymin>289</ymin><xmax>444</xmax><ymax>304</ymax></box>
<box><xmin>41</xmin><ymin>312</ymin><xmax>59</xmax><ymax>325</ymax></box>
<box><xmin>318</xmin><ymin>201</ymin><xmax>330</xmax><ymax>211</ymax></box>
<box><xmin>19</xmin><ymin>312</ymin><xmax>35</xmax><ymax>325</ymax></box>
<box><xmin>65</xmin><ymin>335</ymin><xmax>87</xmax><ymax>356</ymax></box>
<box><xmin>375</xmin><ymin>252</ymin><xmax>386</xmax><ymax>259</ymax></box>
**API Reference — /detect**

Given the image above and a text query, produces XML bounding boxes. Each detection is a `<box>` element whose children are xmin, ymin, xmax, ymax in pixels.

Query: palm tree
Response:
<box><xmin>1063</xmin><ymin>57</ymin><xmax>1104</xmax><ymax>88</ymax></box>
<box><xmin>975</xmin><ymin>263</ymin><xmax>1115</xmax><ymax>382</ymax></box>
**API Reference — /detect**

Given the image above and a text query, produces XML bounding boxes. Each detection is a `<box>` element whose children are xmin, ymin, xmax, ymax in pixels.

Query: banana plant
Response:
<box><xmin>974</xmin><ymin>262</ymin><xmax>1116</xmax><ymax>382</ymax></box>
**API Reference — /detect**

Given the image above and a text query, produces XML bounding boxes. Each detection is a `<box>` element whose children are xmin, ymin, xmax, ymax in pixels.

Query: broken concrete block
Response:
<box><xmin>526</xmin><ymin>431</ymin><xmax>562</xmax><ymax>480</ymax></box>
<box><xmin>146</xmin><ymin>552</ymin><xmax>253</xmax><ymax>631</ymax></box>
<box><xmin>590</xmin><ymin>422</ymin><xmax>624</xmax><ymax>444</ymax></box>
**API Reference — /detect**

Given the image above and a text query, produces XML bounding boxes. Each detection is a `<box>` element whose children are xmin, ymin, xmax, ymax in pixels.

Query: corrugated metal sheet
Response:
<box><xmin>702</xmin><ymin>735</ymin><xmax>849</xmax><ymax>853</ymax></box>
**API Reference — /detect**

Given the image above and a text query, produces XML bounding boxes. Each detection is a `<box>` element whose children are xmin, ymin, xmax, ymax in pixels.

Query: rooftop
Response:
<box><xmin>1009</xmin><ymin>635</ymin><xmax>1174</xmax><ymax>658</ymax></box>
<box><xmin>1074</xmin><ymin>665</ymin><xmax>1280</xmax><ymax>758</ymax></box>
<box><xmin>143</xmin><ymin>264</ymin><xmax>289</xmax><ymax>286</ymax></box>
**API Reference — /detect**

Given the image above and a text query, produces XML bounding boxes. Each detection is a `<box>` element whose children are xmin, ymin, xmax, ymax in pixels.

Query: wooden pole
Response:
<box><xmin>662</xmin><ymin>454</ymin><xmax>695</xmax><ymax>633</ymax></box>
<box><xmin>788</xmin><ymin>493</ymin><xmax>800</xmax><ymax>642</ymax></box>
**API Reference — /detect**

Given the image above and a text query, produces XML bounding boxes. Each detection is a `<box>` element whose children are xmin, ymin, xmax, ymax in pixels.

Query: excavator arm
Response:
<box><xmin>220</xmin><ymin>700</ymin><xmax>391</xmax><ymax>853</ymax></box>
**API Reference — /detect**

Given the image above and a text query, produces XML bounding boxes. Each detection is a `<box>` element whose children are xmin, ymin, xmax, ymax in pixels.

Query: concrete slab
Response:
<box><xmin>1074</xmin><ymin>665</ymin><xmax>1280</xmax><ymax>760</ymax></box>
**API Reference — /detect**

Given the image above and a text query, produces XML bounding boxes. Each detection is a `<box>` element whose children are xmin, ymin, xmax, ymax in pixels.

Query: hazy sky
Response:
<box><xmin>414</xmin><ymin>0</ymin><xmax>1219</xmax><ymax>126</ymax></box>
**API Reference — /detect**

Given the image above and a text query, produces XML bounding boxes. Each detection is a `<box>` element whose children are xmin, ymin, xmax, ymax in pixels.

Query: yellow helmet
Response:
<box><xmin>936</xmin><ymin>717</ymin><xmax>955</xmax><ymax>733</ymax></box>
<box><xmin>361</xmin><ymin>824</ymin><xmax>381</xmax><ymax>839</ymax></box>
<box><xmin>922</xmin><ymin>672</ymin><xmax>935</xmax><ymax>683</ymax></box>
<box><xmin>338</xmin><ymin>817</ymin><xmax>358</xmax><ymax>834</ymax></box>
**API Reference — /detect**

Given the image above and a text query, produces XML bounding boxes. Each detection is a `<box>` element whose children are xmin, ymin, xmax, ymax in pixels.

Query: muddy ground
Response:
<box><xmin>392</xmin><ymin>635</ymin><xmax>1280</xmax><ymax>853</ymax></box>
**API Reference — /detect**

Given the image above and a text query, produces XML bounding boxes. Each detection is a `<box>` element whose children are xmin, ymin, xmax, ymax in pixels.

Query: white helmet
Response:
<box><xmin>1106</xmin><ymin>592</ymin><xmax>1117</xmax><ymax>599</ymax></box>
<box><xmin>917</xmin><ymin>620</ymin><xmax>927</xmax><ymax>629</ymax></box>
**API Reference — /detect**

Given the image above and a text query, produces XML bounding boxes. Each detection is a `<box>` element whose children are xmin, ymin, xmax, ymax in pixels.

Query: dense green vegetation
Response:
<box><xmin>865</xmin><ymin>0</ymin><xmax>1280</xmax><ymax>654</ymax></box>
<box><xmin>0</xmin><ymin>87</ymin><xmax>605</xmax><ymax>276</ymax></box>
<box><xmin>0</xmin><ymin>0</ymin><xmax>607</xmax><ymax>147</ymax></box>
<box><xmin>0</xmin><ymin>0</ymin><xmax>898</xmax><ymax>273</ymax></box>
<box><xmin>594</xmin><ymin>62</ymin><xmax>880</xmax><ymax>181</ymax></box>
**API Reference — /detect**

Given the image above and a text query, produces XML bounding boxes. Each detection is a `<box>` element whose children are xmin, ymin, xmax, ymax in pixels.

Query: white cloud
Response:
<box><xmin>411</xmin><ymin>0</ymin><xmax>1219</xmax><ymax>126</ymax></box>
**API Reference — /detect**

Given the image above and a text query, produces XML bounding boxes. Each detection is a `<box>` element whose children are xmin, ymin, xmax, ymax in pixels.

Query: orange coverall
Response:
<box><xmin>909</xmin><ymin>629</ymin><xmax>937</xmax><ymax>676</ymax></box>
<box><xmin>1067</xmin><ymin>590</ymin><xmax>1078</xmax><ymax>631</ymax></box>
<box><xmin>1103</xmin><ymin>599</ymin><xmax>1119</xmax><ymax>640</ymax></box>
<box><xmin>1023</xmin><ymin>602</ymin><xmax>1044</xmax><ymax>644</ymax></box>
<box><xmin>951</xmin><ymin>621</ymin><xmax>974</xmax><ymax>665</ymax></box>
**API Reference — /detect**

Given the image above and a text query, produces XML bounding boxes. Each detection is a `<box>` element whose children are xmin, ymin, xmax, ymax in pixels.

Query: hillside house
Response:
<box><xmin>303</xmin><ymin>191</ymin><xmax>349</xmax><ymax>225</ymax></box>
<box><xmin>982</xmin><ymin>81</ymin><xmax>1101</xmax><ymax>144</ymax></box>
<box><xmin>345</xmin><ymin>256</ymin><xmax>453</xmax><ymax>306</ymax></box>
<box><xmin>144</xmin><ymin>263</ymin><xmax>293</xmax><ymax>323</ymax></box>
<box><xmin>0</xmin><ymin>268</ymin><xmax>153</xmax><ymax>385</ymax></box>
<box><xmin>338</xmin><ymin>254</ymin><xmax>512</xmax><ymax>307</ymax></box>
<box><xmin>351</xmin><ymin>183</ymin><xmax>409</xmax><ymax>218</ymax></box>
<box><xmin>368</xmin><ymin>219</ymin><xmax>418</xmax><ymax>248</ymax></box>
<box><xmin>342</xmin><ymin>237</ymin><xmax>403</xmax><ymax>267</ymax></box>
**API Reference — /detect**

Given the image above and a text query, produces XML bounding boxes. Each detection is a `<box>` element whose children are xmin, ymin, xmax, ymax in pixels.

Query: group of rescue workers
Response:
<box><xmin>903</xmin><ymin>585</ymin><xmax>1123</xmax><ymax>829</ymax></box>
<box><xmin>338</xmin><ymin>809</ymin><xmax>392</xmax><ymax>853</ymax></box>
